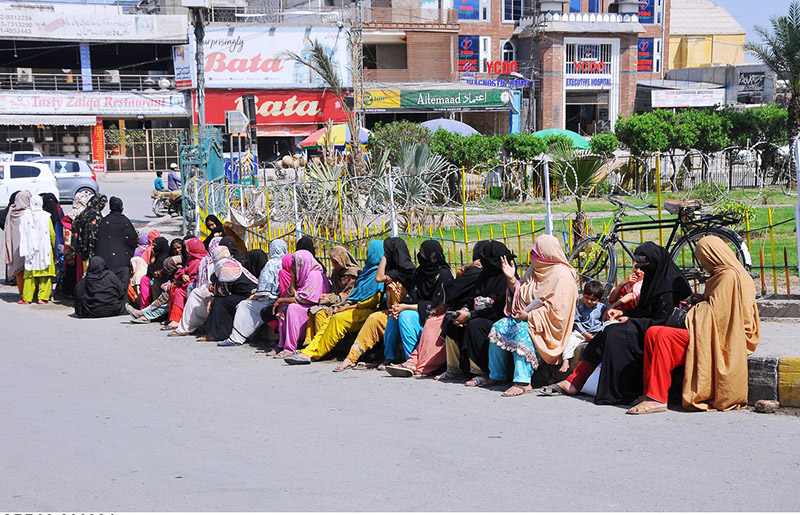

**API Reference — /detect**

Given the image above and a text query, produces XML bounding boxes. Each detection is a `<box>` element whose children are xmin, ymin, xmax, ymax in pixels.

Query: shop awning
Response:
<box><xmin>256</xmin><ymin>125</ymin><xmax>317</xmax><ymax>137</ymax></box>
<box><xmin>0</xmin><ymin>115</ymin><xmax>97</xmax><ymax>126</ymax></box>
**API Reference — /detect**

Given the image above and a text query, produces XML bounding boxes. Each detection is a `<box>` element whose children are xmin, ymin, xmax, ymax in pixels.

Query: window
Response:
<box><xmin>54</xmin><ymin>160</ymin><xmax>80</xmax><ymax>174</ymax></box>
<box><xmin>503</xmin><ymin>0</ymin><xmax>523</xmax><ymax>22</ymax></box>
<box><xmin>502</xmin><ymin>41</ymin><xmax>516</xmax><ymax>63</ymax></box>
<box><xmin>588</xmin><ymin>0</ymin><xmax>599</xmax><ymax>12</ymax></box>
<box><xmin>480</xmin><ymin>36</ymin><xmax>491</xmax><ymax>72</ymax></box>
<box><xmin>569</xmin><ymin>0</ymin><xmax>580</xmax><ymax>12</ymax></box>
<box><xmin>10</xmin><ymin>165</ymin><xmax>40</xmax><ymax>179</ymax></box>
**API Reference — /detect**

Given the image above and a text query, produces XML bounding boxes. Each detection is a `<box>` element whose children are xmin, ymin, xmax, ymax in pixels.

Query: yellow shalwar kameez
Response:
<box><xmin>301</xmin><ymin>292</ymin><xmax>382</xmax><ymax>360</ymax></box>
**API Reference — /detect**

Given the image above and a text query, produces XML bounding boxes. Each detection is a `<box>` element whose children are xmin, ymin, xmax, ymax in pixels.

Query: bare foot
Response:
<box><xmin>333</xmin><ymin>358</ymin><xmax>355</xmax><ymax>372</ymax></box>
<box><xmin>558</xmin><ymin>360</ymin><xmax>570</xmax><ymax>374</ymax></box>
<box><xmin>502</xmin><ymin>384</ymin><xmax>533</xmax><ymax>397</ymax></box>
<box><xmin>556</xmin><ymin>379</ymin><xmax>579</xmax><ymax>395</ymax></box>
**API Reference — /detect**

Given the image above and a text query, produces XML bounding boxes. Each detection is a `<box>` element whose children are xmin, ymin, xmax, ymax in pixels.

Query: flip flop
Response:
<box><xmin>465</xmin><ymin>376</ymin><xmax>498</xmax><ymax>387</ymax></box>
<box><xmin>217</xmin><ymin>340</ymin><xmax>242</xmax><ymax>347</ymax></box>
<box><xmin>130</xmin><ymin>317</ymin><xmax>151</xmax><ymax>324</ymax></box>
<box><xmin>285</xmin><ymin>352</ymin><xmax>311</xmax><ymax>365</ymax></box>
<box><xmin>626</xmin><ymin>402</ymin><xmax>667</xmax><ymax>415</ymax></box>
<box><xmin>386</xmin><ymin>364</ymin><xmax>414</xmax><ymax>378</ymax></box>
<box><xmin>537</xmin><ymin>384</ymin><xmax>569</xmax><ymax>396</ymax></box>
<box><xmin>434</xmin><ymin>370</ymin><xmax>462</xmax><ymax>381</ymax></box>
<box><xmin>502</xmin><ymin>384</ymin><xmax>534</xmax><ymax>397</ymax></box>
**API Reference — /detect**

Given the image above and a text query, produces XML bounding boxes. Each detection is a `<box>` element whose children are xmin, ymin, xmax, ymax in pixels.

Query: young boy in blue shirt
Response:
<box><xmin>560</xmin><ymin>280</ymin><xmax>607</xmax><ymax>373</ymax></box>
<box><xmin>154</xmin><ymin>170</ymin><xmax>167</xmax><ymax>191</ymax></box>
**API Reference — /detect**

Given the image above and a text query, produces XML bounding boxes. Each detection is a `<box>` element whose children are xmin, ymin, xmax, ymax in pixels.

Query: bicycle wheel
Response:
<box><xmin>569</xmin><ymin>237</ymin><xmax>617</xmax><ymax>298</ymax></box>
<box><xmin>669</xmin><ymin>227</ymin><xmax>750</xmax><ymax>287</ymax></box>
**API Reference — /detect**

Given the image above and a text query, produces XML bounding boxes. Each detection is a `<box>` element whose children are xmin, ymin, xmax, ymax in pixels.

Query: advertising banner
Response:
<box><xmin>80</xmin><ymin>43</ymin><xmax>92</xmax><ymax>92</ymax></box>
<box><xmin>197</xmin><ymin>27</ymin><xmax>351</xmax><ymax>89</ymax></box>
<box><xmin>200</xmin><ymin>90</ymin><xmax>347</xmax><ymax>125</ymax></box>
<box><xmin>458</xmin><ymin>36</ymin><xmax>479</xmax><ymax>73</ymax></box>
<box><xmin>651</xmin><ymin>89</ymin><xmax>726</xmax><ymax>108</ymax></box>
<box><xmin>0</xmin><ymin>91</ymin><xmax>189</xmax><ymax>116</ymax></box>
<box><xmin>456</xmin><ymin>0</ymin><xmax>480</xmax><ymax>20</ymax></box>
<box><xmin>359</xmin><ymin>90</ymin><xmax>401</xmax><ymax>109</ymax></box>
<box><xmin>92</xmin><ymin>118</ymin><xmax>105</xmax><ymax>174</ymax></box>
<box><xmin>637</xmin><ymin>38</ymin><xmax>654</xmax><ymax>72</ymax></box>
<box><xmin>638</xmin><ymin>0</ymin><xmax>654</xmax><ymax>24</ymax></box>
<box><xmin>399</xmin><ymin>89</ymin><xmax>512</xmax><ymax>110</ymax></box>
<box><xmin>173</xmin><ymin>45</ymin><xmax>194</xmax><ymax>90</ymax></box>
<box><xmin>0</xmin><ymin>3</ymin><xmax>187</xmax><ymax>42</ymax></box>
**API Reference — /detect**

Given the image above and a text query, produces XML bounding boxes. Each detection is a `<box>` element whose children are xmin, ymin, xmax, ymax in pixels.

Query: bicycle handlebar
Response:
<box><xmin>607</xmin><ymin>196</ymin><xmax>656</xmax><ymax>211</ymax></box>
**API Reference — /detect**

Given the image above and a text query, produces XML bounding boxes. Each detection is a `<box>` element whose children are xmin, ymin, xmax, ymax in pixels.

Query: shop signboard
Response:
<box><xmin>200</xmin><ymin>90</ymin><xmax>347</xmax><ymax>125</ymax></box>
<box><xmin>638</xmin><ymin>38</ymin><xmax>654</xmax><ymax>72</ymax></box>
<box><xmin>196</xmin><ymin>27</ymin><xmax>351</xmax><ymax>89</ymax></box>
<box><xmin>458</xmin><ymin>36</ymin><xmax>479</xmax><ymax>73</ymax></box>
<box><xmin>358</xmin><ymin>90</ymin><xmax>401</xmax><ymax>109</ymax></box>
<box><xmin>638</xmin><ymin>0</ymin><xmax>654</xmax><ymax>24</ymax></box>
<box><xmin>651</xmin><ymin>89</ymin><xmax>725</xmax><ymax>108</ymax></box>
<box><xmin>738</xmin><ymin>72</ymin><xmax>765</xmax><ymax>91</ymax></box>
<box><xmin>400</xmin><ymin>89</ymin><xmax>512</xmax><ymax>110</ymax></box>
<box><xmin>0</xmin><ymin>91</ymin><xmax>189</xmax><ymax>116</ymax></box>
<box><xmin>173</xmin><ymin>45</ymin><xmax>195</xmax><ymax>90</ymax></box>
<box><xmin>0</xmin><ymin>3</ymin><xmax>188</xmax><ymax>42</ymax></box>
<box><xmin>456</xmin><ymin>0</ymin><xmax>480</xmax><ymax>20</ymax></box>
<box><xmin>92</xmin><ymin>118</ymin><xmax>105</xmax><ymax>174</ymax></box>
<box><xmin>79</xmin><ymin>44</ymin><xmax>92</xmax><ymax>92</ymax></box>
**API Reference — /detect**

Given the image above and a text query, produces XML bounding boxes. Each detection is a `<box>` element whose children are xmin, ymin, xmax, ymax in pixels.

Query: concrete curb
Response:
<box><xmin>749</xmin><ymin>355</ymin><xmax>800</xmax><ymax>408</ymax></box>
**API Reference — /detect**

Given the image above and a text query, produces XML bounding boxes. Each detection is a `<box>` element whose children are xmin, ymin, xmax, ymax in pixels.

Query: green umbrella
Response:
<box><xmin>532</xmin><ymin>128</ymin><xmax>591</xmax><ymax>149</ymax></box>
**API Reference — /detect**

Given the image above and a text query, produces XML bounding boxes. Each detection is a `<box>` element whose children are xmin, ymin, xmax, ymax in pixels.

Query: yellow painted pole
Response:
<box><xmin>337</xmin><ymin>178</ymin><xmax>344</xmax><ymax>241</ymax></box>
<box><xmin>382</xmin><ymin>220</ymin><xmax>386</xmax><ymax>237</ymax></box>
<box><xmin>356</xmin><ymin>225</ymin><xmax>362</xmax><ymax>260</ymax></box>
<box><xmin>769</xmin><ymin>207</ymin><xmax>777</xmax><ymax>295</ymax></box>
<box><xmin>477</xmin><ymin>228</ymin><xmax>481</xmax><ymax>241</ymax></box>
<box><xmin>438</xmin><ymin>227</ymin><xmax>444</xmax><ymax>241</ymax></box>
<box><xmin>745</xmin><ymin>211</ymin><xmax>751</xmax><ymax>256</ymax></box>
<box><xmin>265</xmin><ymin>188</ymin><xmax>272</xmax><ymax>241</ymax></box>
<box><xmin>531</xmin><ymin>216</ymin><xmax>535</xmax><ymax>249</ymax></box>
<box><xmin>452</xmin><ymin>228</ymin><xmax>457</xmax><ymax>262</ymax></box>
<box><xmin>428</xmin><ymin>225</ymin><xmax>433</xmax><ymax>238</ymax></box>
<box><xmin>656</xmin><ymin>153</ymin><xmax>663</xmax><ymax>246</ymax></box>
<box><xmin>516</xmin><ymin>220</ymin><xmax>522</xmax><ymax>257</ymax></box>
<box><xmin>502</xmin><ymin>222</ymin><xmax>508</xmax><ymax>246</ymax></box>
<box><xmin>489</xmin><ymin>225</ymin><xmax>494</xmax><ymax>240</ymax></box>
<box><xmin>568</xmin><ymin>218</ymin><xmax>573</xmax><ymax>252</ymax></box>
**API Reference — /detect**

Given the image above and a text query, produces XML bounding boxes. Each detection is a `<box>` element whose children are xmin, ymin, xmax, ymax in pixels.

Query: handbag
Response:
<box><xmin>665</xmin><ymin>306</ymin><xmax>688</xmax><ymax>329</ymax></box>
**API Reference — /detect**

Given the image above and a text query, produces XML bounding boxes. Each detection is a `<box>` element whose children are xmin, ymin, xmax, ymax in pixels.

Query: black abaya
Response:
<box><xmin>204</xmin><ymin>273</ymin><xmax>257</xmax><ymax>341</ymax></box>
<box><xmin>74</xmin><ymin>256</ymin><xmax>127</xmax><ymax>318</ymax></box>
<box><xmin>580</xmin><ymin>242</ymin><xmax>692</xmax><ymax>405</ymax></box>
<box><xmin>94</xmin><ymin>200</ymin><xmax>137</xmax><ymax>287</ymax></box>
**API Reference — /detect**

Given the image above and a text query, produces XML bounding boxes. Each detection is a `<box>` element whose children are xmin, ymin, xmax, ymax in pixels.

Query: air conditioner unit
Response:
<box><xmin>104</xmin><ymin>69</ymin><xmax>121</xmax><ymax>83</ymax></box>
<box><xmin>16</xmin><ymin>68</ymin><xmax>33</xmax><ymax>83</ymax></box>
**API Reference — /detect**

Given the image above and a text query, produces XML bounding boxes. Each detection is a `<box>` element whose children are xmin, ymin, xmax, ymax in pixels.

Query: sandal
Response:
<box><xmin>167</xmin><ymin>331</ymin><xmax>187</xmax><ymax>337</ymax></box>
<box><xmin>386</xmin><ymin>364</ymin><xmax>415</xmax><ymax>378</ymax></box>
<box><xmin>333</xmin><ymin>360</ymin><xmax>355</xmax><ymax>372</ymax></box>
<box><xmin>196</xmin><ymin>335</ymin><xmax>216</xmax><ymax>342</ymax></box>
<box><xmin>465</xmin><ymin>376</ymin><xmax>498</xmax><ymax>387</ymax></box>
<box><xmin>434</xmin><ymin>370</ymin><xmax>462</xmax><ymax>381</ymax></box>
<box><xmin>273</xmin><ymin>350</ymin><xmax>293</xmax><ymax>359</ymax></box>
<box><xmin>626</xmin><ymin>401</ymin><xmax>667</xmax><ymax>415</ymax></box>
<box><xmin>17</xmin><ymin>300</ymin><xmax>30</xmax><ymax>305</ymax></box>
<box><xmin>285</xmin><ymin>351</ymin><xmax>311</xmax><ymax>365</ymax></box>
<box><xmin>353</xmin><ymin>362</ymin><xmax>377</xmax><ymax>370</ymax></box>
<box><xmin>502</xmin><ymin>384</ymin><xmax>533</xmax><ymax>397</ymax></box>
<box><xmin>537</xmin><ymin>384</ymin><xmax>571</xmax><ymax>396</ymax></box>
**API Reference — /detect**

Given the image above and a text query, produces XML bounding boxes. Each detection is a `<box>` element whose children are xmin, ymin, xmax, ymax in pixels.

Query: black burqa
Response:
<box><xmin>204</xmin><ymin>269</ymin><xmax>257</xmax><ymax>341</ymax></box>
<box><xmin>203</xmin><ymin>215</ymin><xmax>227</xmax><ymax>249</ymax></box>
<box><xmin>581</xmin><ymin>241</ymin><xmax>692</xmax><ymax>405</ymax></box>
<box><xmin>246</xmin><ymin>249</ymin><xmax>268</xmax><ymax>277</ymax></box>
<box><xmin>72</xmin><ymin>194</ymin><xmax>108</xmax><ymax>260</ymax></box>
<box><xmin>94</xmin><ymin>196</ymin><xmax>137</xmax><ymax>286</ymax></box>
<box><xmin>74</xmin><ymin>256</ymin><xmax>127</xmax><ymax>318</ymax></box>
<box><xmin>146</xmin><ymin>237</ymin><xmax>171</xmax><ymax>293</ymax></box>
<box><xmin>407</xmin><ymin>240</ymin><xmax>453</xmax><ymax>325</ymax></box>
<box><xmin>296</xmin><ymin>236</ymin><xmax>327</xmax><ymax>275</ymax></box>
<box><xmin>383</xmin><ymin>237</ymin><xmax>415</xmax><ymax>292</ymax></box>
<box><xmin>445</xmin><ymin>240</ymin><xmax>515</xmax><ymax>375</ymax></box>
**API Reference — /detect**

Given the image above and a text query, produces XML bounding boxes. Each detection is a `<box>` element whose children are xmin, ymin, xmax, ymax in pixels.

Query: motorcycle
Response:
<box><xmin>152</xmin><ymin>190</ymin><xmax>182</xmax><ymax>217</ymax></box>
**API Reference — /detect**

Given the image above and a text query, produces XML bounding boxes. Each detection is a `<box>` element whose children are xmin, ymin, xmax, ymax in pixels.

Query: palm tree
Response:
<box><xmin>744</xmin><ymin>1</ymin><xmax>800</xmax><ymax>137</ymax></box>
<box><xmin>285</xmin><ymin>39</ymin><xmax>365</xmax><ymax>176</ymax></box>
<box><xmin>548</xmin><ymin>141</ymin><xmax>607</xmax><ymax>240</ymax></box>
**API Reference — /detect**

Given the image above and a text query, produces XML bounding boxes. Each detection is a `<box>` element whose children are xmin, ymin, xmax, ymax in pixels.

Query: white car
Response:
<box><xmin>0</xmin><ymin>162</ymin><xmax>60</xmax><ymax>207</ymax></box>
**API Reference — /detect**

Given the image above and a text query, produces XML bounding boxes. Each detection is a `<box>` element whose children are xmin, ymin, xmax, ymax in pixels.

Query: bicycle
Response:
<box><xmin>568</xmin><ymin>196</ymin><xmax>752</xmax><ymax>297</ymax></box>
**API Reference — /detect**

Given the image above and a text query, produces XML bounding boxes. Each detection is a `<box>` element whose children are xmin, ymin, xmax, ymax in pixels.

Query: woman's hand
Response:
<box><xmin>453</xmin><ymin>308</ymin><xmax>470</xmax><ymax>327</ymax></box>
<box><xmin>604</xmin><ymin>308</ymin><xmax>623</xmax><ymax>321</ymax></box>
<box><xmin>512</xmin><ymin>311</ymin><xmax>528</xmax><ymax>322</ymax></box>
<box><xmin>500</xmin><ymin>255</ymin><xmax>516</xmax><ymax>283</ymax></box>
<box><xmin>182</xmin><ymin>274</ymin><xmax>190</xmax><ymax>283</ymax></box>
<box><xmin>389</xmin><ymin>303</ymin><xmax>410</xmax><ymax>319</ymax></box>
<box><xmin>319</xmin><ymin>293</ymin><xmax>331</xmax><ymax>304</ymax></box>
<box><xmin>430</xmin><ymin>303</ymin><xmax>446</xmax><ymax>317</ymax></box>
<box><xmin>272</xmin><ymin>299</ymin><xmax>283</xmax><ymax>314</ymax></box>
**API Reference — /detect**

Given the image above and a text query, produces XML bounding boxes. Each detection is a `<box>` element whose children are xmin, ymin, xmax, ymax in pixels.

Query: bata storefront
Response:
<box><xmin>199</xmin><ymin>90</ymin><xmax>346</xmax><ymax>162</ymax></box>
<box><xmin>0</xmin><ymin>90</ymin><xmax>189</xmax><ymax>172</ymax></box>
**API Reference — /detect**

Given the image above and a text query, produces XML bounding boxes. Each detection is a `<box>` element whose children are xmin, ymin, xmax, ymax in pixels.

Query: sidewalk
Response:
<box><xmin>748</xmin><ymin>321</ymin><xmax>800</xmax><ymax>407</ymax></box>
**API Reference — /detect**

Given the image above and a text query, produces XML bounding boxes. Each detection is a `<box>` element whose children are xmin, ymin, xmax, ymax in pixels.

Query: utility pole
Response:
<box><xmin>192</xmin><ymin>6</ymin><xmax>206</xmax><ymax>135</ymax></box>
<box><xmin>352</xmin><ymin>0</ymin><xmax>364</xmax><ymax>128</ymax></box>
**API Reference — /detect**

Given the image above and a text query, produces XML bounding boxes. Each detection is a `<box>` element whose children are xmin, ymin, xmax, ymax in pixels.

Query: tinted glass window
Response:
<box><xmin>54</xmin><ymin>160</ymin><xmax>80</xmax><ymax>173</ymax></box>
<box><xmin>10</xmin><ymin>165</ymin><xmax>40</xmax><ymax>179</ymax></box>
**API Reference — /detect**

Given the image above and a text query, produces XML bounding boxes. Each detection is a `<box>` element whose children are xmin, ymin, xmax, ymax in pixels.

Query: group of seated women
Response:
<box><xmin>119</xmin><ymin>214</ymin><xmax>760</xmax><ymax>413</ymax></box>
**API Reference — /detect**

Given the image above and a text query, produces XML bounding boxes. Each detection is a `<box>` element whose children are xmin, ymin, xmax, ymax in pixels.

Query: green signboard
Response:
<box><xmin>400</xmin><ymin>89</ymin><xmax>512</xmax><ymax>110</ymax></box>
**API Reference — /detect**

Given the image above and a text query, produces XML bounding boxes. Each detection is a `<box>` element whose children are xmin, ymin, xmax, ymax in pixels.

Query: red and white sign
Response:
<box><xmin>91</xmin><ymin>118</ymin><xmax>105</xmax><ymax>174</ymax></box>
<box><xmin>198</xmin><ymin>90</ymin><xmax>348</xmax><ymax>127</ymax></box>
<box><xmin>195</xmin><ymin>27</ymin><xmax>351</xmax><ymax>89</ymax></box>
<box><xmin>0</xmin><ymin>91</ymin><xmax>188</xmax><ymax>116</ymax></box>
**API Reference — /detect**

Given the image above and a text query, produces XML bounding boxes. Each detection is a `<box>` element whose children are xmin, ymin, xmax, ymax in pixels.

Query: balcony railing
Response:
<box><xmin>0</xmin><ymin>72</ymin><xmax>177</xmax><ymax>92</ymax></box>
<box><xmin>206</xmin><ymin>4</ymin><xmax>458</xmax><ymax>27</ymax></box>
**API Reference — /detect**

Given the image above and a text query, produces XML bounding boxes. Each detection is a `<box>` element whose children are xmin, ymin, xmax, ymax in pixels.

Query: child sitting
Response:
<box><xmin>608</xmin><ymin>267</ymin><xmax>644</xmax><ymax>310</ymax></box>
<box><xmin>560</xmin><ymin>280</ymin><xmax>607</xmax><ymax>373</ymax></box>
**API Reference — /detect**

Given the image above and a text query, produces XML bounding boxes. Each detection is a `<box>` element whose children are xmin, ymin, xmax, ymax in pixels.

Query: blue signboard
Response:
<box><xmin>80</xmin><ymin>43</ymin><xmax>92</xmax><ymax>91</ymax></box>
<box><xmin>638</xmin><ymin>38</ymin><xmax>654</xmax><ymax>72</ymax></box>
<box><xmin>458</xmin><ymin>35</ymin><xmax>479</xmax><ymax>73</ymax></box>
<box><xmin>456</xmin><ymin>0</ymin><xmax>479</xmax><ymax>20</ymax></box>
<box><xmin>638</xmin><ymin>0</ymin><xmax>654</xmax><ymax>24</ymax></box>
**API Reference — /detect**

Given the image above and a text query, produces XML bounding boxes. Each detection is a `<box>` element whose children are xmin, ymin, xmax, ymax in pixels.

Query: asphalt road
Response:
<box><xmin>1</xmin><ymin>290</ymin><xmax>799</xmax><ymax>511</ymax></box>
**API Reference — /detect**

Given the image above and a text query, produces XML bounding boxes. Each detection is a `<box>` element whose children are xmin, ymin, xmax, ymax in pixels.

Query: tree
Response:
<box><xmin>549</xmin><ymin>141</ymin><xmax>606</xmax><ymax>240</ymax></box>
<box><xmin>615</xmin><ymin>111</ymin><xmax>670</xmax><ymax>155</ymax></box>
<box><xmin>286</xmin><ymin>39</ymin><xmax>365</xmax><ymax>176</ymax></box>
<box><xmin>744</xmin><ymin>1</ymin><xmax>800</xmax><ymax>137</ymax></box>
<box><xmin>367</xmin><ymin>121</ymin><xmax>431</xmax><ymax>164</ymax></box>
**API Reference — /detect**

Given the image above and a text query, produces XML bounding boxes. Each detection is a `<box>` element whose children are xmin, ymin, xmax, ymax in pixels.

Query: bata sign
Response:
<box><xmin>197</xmin><ymin>27</ymin><xmax>351</xmax><ymax>89</ymax></box>
<box><xmin>201</xmin><ymin>90</ymin><xmax>347</xmax><ymax>125</ymax></box>
<box><xmin>0</xmin><ymin>91</ymin><xmax>188</xmax><ymax>116</ymax></box>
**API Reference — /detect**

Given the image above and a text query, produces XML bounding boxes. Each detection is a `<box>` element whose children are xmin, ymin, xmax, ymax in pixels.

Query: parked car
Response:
<box><xmin>0</xmin><ymin>162</ymin><xmax>60</xmax><ymax>207</ymax></box>
<box><xmin>33</xmin><ymin>157</ymin><xmax>99</xmax><ymax>202</ymax></box>
<box><xmin>0</xmin><ymin>151</ymin><xmax>44</xmax><ymax>162</ymax></box>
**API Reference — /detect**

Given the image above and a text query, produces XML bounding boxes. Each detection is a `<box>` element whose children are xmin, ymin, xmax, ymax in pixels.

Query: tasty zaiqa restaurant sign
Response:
<box><xmin>195</xmin><ymin>27</ymin><xmax>352</xmax><ymax>89</ymax></box>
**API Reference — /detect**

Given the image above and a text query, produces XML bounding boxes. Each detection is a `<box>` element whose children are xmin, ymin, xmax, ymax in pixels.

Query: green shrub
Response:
<box><xmin>502</xmin><ymin>133</ymin><xmax>547</xmax><ymax>161</ymax></box>
<box><xmin>589</xmin><ymin>133</ymin><xmax>618</xmax><ymax>155</ymax></box>
<box><xmin>367</xmin><ymin>121</ymin><xmax>431</xmax><ymax>164</ymax></box>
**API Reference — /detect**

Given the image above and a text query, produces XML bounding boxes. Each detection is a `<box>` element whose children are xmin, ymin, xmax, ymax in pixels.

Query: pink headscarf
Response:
<box><xmin>279</xmin><ymin>254</ymin><xmax>293</xmax><ymax>297</ymax></box>
<box><xmin>140</xmin><ymin>229</ymin><xmax>162</xmax><ymax>264</ymax></box>
<box><xmin>292</xmin><ymin>249</ymin><xmax>329</xmax><ymax>304</ymax></box>
<box><xmin>176</xmin><ymin>237</ymin><xmax>207</xmax><ymax>285</ymax></box>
